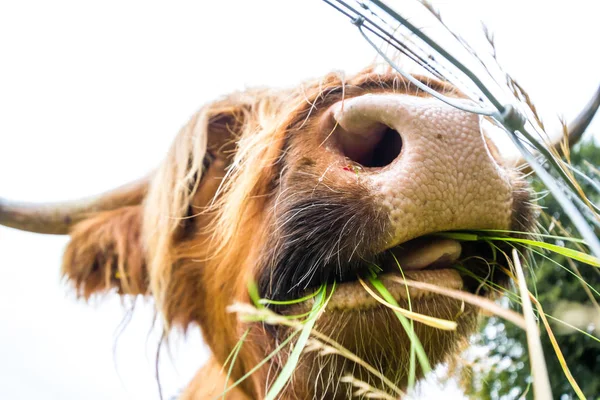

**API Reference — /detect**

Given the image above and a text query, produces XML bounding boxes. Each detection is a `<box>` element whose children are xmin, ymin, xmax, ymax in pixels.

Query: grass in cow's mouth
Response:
<box><xmin>226</xmin><ymin>280</ymin><xmax>408</xmax><ymax>398</ymax></box>
<box><xmin>363</xmin><ymin>273</ymin><xmax>431</xmax><ymax>390</ymax></box>
<box><xmin>219</xmin><ymin>284</ymin><xmax>328</xmax><ymax>399</ymax></box>
<box><xmin>263</xmin><ymin>283</ymin><xmax>333</xmax><ymax>400</ymax></box>
<box><xmin>225</xmin><ymin>228</ymin><xmax>600</xmax><ymax>399</ymax></box>
<box><xmin>437</xmin><ymin>230</ymin><xmax>600</xmax><ymax>268</ymax></box>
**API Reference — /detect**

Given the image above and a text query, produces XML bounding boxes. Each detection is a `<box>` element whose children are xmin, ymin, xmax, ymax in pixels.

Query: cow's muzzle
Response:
<box><xmin>322</xmin><ymin>93</ymin><xmax>515</xmax><ymax>249</ymax></box>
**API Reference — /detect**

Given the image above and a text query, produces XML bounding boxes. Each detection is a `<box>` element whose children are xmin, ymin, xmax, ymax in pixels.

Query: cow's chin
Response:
<box><xmin>267</xmin><ymin>286</ymin><xmax>479</xmax><ymax>399</ymax></box>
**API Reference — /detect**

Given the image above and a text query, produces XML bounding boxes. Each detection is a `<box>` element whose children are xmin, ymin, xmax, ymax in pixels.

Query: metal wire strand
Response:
<box><xmin>322</xmin><ymin>0</ymin><xmax>515</xmax><ymax>121</ymax></box>
<box><xmin>356</xmin><ymin>18</ymin><xmax>497</xmax><ymax>116</ymax></box>
<box><xmin>322</xmin><ymin>0</ymin><xmax>446</xmax><ymax>80</ymax></box>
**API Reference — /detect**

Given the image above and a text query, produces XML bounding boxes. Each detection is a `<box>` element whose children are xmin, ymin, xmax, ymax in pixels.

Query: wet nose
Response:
<box><xmin>326</xmin><ymin>93</ymin><xmax>514</xmax><ymax>246</ymax></box>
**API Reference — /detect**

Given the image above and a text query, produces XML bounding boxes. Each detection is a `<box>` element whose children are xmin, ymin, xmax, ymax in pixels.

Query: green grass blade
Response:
<box><xmin>218</xmin><ymin>329</ymin><xmax>300</xmax><ymax>398</ymax></box>
<box><xmin>222</xmin><ymin>328</ymin><xmax>250</xmax><ymax>399</ymax></box>
<box><xmin>512</xmin><ymin>249</ymin><xmax>553</xmax><ymax>399</ymax></box>
<box><xmin>482</xmin><ymin>236</ymin><xmax>600</xmax><ymax>267</ymax></box>
<box><xmin>247</xmin><ymin>280</ymin><xmax>263</xmax><ymax>309</ymax></box>
<box><xmin>434</xmin><ymin>232</ymin><xmax>479</xmax><ymax>241</ymax></box>
<box><xmin>264</xmin><ymin>286</ymin><xmax>327</xmax><ymax>400</ymax></box>
<box><xmin>545</xmin><ymin>314</ymin><xmax>600</xmax><ymax>344</ymax></box>
<box><xmin>474</xmin><ymin>229</ymin><xmax>588</xmax><ymax>244</ymax></box>
<box><xmin>527</xmin><ymin>248</ymin><xmax>600</xmax><ymax>300</ymax></box>
<box><xmin>258</xmin><ymin>288</ymin><xmax>321</xmax><ymax>306</ymax></box>
<box><xmin>389</xmin><ymin>255</ymin><xmax>417</xmax><ymax>389</ymax></box>
<box><xmin>368</xmin><ymin>276</ymin><xmax>431</xmax><ymax>374</ymax></box>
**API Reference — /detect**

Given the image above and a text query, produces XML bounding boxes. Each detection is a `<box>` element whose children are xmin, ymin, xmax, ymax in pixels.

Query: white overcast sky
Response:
<box><xmin>0</xmin><ymin>1</ymin><xmax>599</xmax><ymax>399</ymax></box>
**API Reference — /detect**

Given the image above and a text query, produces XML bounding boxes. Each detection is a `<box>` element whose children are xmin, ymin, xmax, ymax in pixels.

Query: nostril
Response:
<box><xmin>335</xmin><ymin>122</ymin><xmax>402</xmax><ymax>168</ymax></box>
<box><xmin>325</xmin><ymin>97</ymin><xmax>404</xmax><ymax>169</ymax></box>
<box><xmin>366</xmin><ymin>126</ymin><xmax>402</xmax><ymax>168</ymax></box>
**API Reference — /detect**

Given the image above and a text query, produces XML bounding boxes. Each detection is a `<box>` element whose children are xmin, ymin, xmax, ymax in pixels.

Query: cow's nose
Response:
<box><xmin>325</xmin><ymin>93</ymin><xmax>514</xmax><ymax>247</ymax></box>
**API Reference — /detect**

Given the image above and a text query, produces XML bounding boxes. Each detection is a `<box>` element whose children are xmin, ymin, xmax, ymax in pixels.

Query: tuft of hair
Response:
<box><xmin>142</xmin><ymin>87</ymin><xmax>299</xmax><ymax>319</ymax></box>
<box><xmin>62</xmin><ymin>206</ymin><xmax>147</xmax><ymax>298</ymax></box>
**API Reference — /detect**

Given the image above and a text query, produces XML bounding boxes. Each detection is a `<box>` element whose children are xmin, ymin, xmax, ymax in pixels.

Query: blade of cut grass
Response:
<box><xmin>531</xmin><ymin>294</ymin><xmax>586</xmax><ymax>399</ymax></box>
<box><xmin>486</xmin><ymin>237</ymin><xmax>600</xmax><ymax>267</ymax></box>
<box><xmin>434</xmin><ymin>232</ymin><xmax>479</xmax><ymax>241</ymax></box>
<box><xmin>512</xmin><ymin>249</ymin><xmax>553</xmax><ymax>400</ymax></box>
<box><xmin>439</xmin><ymin>230</ymin><xmax>589</xmax><ymax>245</ymax></box>
<box><xmin>565</xmin><ymin>258</ymin><xmax>600</xmax><ymax>314</ymax></box>
<box><xmin>363</xmin><ymin>271</ymin><xmax>417</xmax><ymax>390</ymax></box>
<box><xmin>387</xmin><ymin>277</ymin><xmax>526</xmax><ymax>330</ymax></box>
<box><xmin>247</xmin><ymin>280</ymin><xmax>263</xmax><ymax>309</ymax></box>
<box><xmin>258</xmin><ymin>288</ymin><xmax>321</xmax><ymax>306</ymax></box>
<box><xmin>365</xmin><ymin>276</ymin><xmax>432</xmax><ymax>374</ymax></box>
<box><xmin>545</xmin><ymin>314</ymin><xmax>600</xmax><ymax>344</ymax></box>
<box><xmin>264</xmin><ymin>284</ymin><xmax>330</xmax><ymax>400</ymax></box>
<box><xmin>221</xmin><ymin>328</ymin><xmax>249</xmax><ymax>399</ymax></box>
<box><xmin>358</xmin><ymin>277</ymin><xmax>457</xmax><ymax>330</ymax></box>
<box><xmin>217</xmin><ymin>329</ymin><xmax>300</xmax><ymax>398</ymax></box>
<box><xmin>510</xmin><ymin>244</ymin><xmax>541</xmax><ymax>300</ymax></box>
<box><xmin>527</xmin><ymin>247</ymin><xmax>600</xmax><ymax>300</ymax></box>
<box><xmin>474</xmin><ymin>229</ymin><xmax>588</xmax><ymax>244</ymax></box>
<box><xmin>389</xmin><ymin>255</ymin><xmax>417</xmax><ymax>390</ymax></box>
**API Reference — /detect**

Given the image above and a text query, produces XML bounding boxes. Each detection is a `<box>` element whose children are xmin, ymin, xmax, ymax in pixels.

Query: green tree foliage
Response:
<box><xmin>467</xmin><ymin>140</ymin><xmax>600</xmax><ymax>400</ymax></box>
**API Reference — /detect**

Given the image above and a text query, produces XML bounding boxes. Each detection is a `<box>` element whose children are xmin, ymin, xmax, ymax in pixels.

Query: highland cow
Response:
<box><xmin>1</xmin><ymin>69</ymin><xmax>598</xmax><ymax>399</ymax></box>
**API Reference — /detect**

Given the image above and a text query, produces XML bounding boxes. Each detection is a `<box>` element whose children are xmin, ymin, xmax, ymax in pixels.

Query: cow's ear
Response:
<box><xmin>59</xmin><ymin>98</ymin><xmax>249</xmax><ymax>300</ymax></box>
<box><xmin>62</xmin><ymin>205</ymin><xmax>147</xmax><ymax>298</ymax></box>
<box><xmin>142</xmin><ymin>93</ymin><xmax>261</xmax><ymax>310</ymax></box>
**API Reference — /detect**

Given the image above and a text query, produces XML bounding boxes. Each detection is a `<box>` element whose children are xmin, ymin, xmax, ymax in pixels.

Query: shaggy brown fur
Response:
<box><xmin>57</xmin><ymin>69</ymin><xmax>531</xmax><ymax>399</ymax></box>
<box><xmin>63</xmin><ymin>205</ymin><xmax>147</xmax><ymax>297</ymax></box>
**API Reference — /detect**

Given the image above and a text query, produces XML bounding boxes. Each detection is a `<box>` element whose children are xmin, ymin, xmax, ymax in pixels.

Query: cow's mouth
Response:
<box><xmin>320</xmin><ymin>237</ymin><xmax>467</xmax><ymax>311</ymax></box>
<box><xmin>270</xmin><ymin>234</ymin><xmax>507</xmax><ymax>313</ymax></box>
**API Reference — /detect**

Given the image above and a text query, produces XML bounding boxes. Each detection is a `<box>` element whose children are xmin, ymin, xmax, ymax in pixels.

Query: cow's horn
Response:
<box><xmin>562</xmin><ymin>84</ymin><xmax>600</xmax><ymax>147</ymax></box>
<box><xmin>516</xmin><ymin>84</ymin><xmax>600</xmax><ymax>167</ymax></box>
<box><xmin>0</xmin><ymin>176</ymin><xmax>149</xmax><ymax>235</ymax></box>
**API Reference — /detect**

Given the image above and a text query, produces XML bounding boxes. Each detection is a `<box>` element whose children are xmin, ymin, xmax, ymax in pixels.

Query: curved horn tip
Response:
<box><xmin>0</xmin><ymin>175</ymin><xmax>150</xmax><ymax>235</ymax></box>
<box><xmin>0</xmin><ymin>197</ymin><xmax>73</xmax><ymax>235</ymax></box>
<box><xmin>512</xmin><ymin>82</ymin><xmax>600</xmax><ymax>169</ymax></box>
<box><xmin>567</xmin><ymin>83</ymin><xmax>600</xmax><ymax>146</ymax></box>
